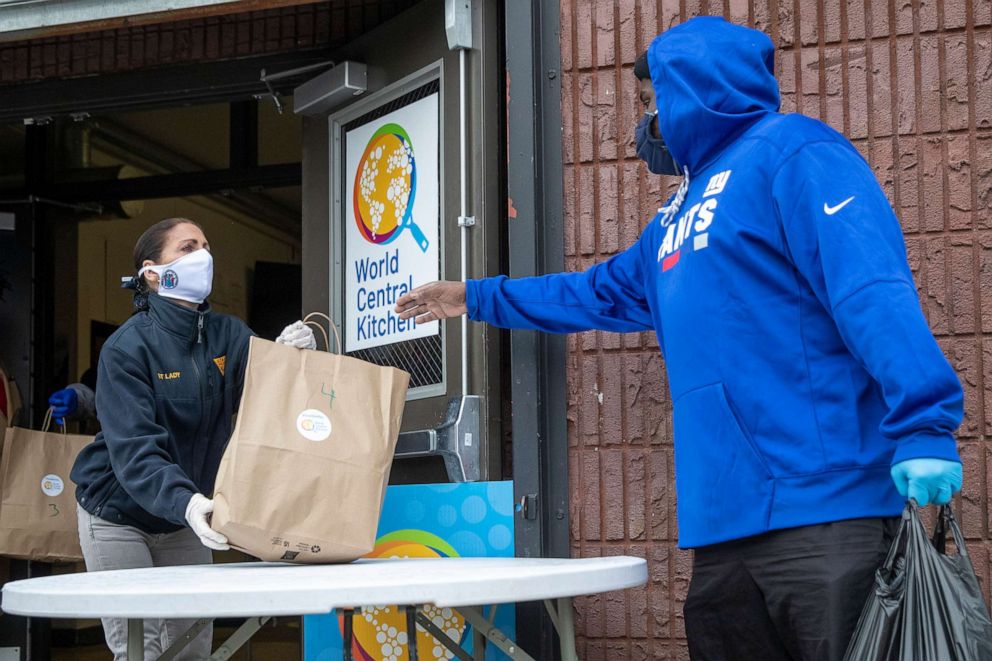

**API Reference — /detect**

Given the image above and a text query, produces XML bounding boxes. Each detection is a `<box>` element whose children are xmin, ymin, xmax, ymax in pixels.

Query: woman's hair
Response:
<box><xmin>130</xmin><ymin>217</ymin><xmax>202</xmax><ymax>312</ymax></box>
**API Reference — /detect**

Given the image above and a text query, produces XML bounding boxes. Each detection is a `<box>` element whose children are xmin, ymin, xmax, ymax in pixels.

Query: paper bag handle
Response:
<box><xmin>42</xmin><ymin>407</ymin><xmax>67</xmax><ymax>435</ymax></box>
<box><xmin>303</xmin><ymin>312</ymin><xmax>342</xmax><ymax>355</ymax></box>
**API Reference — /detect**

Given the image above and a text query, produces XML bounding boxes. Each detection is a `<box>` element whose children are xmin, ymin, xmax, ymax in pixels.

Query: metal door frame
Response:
<box><xmin>327</xmin><ymin>61</ymin><xmax>448</xmax><ymax>401</ymax></box>
<box><xmin>504</xmin><ymin>0</ymin><xmax>569</xmax><ymax>657</ymax></box>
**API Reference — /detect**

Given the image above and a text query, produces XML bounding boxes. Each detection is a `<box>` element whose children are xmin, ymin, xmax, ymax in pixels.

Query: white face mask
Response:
<box><xmin>138</xmin><ymin>248</ymin><xmax>213</xmax><ymax>305</ymax></box>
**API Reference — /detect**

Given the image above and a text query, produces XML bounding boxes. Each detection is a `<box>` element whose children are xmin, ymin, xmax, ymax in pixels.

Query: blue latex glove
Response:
<box><xmin>48</xmin><ymin>388</ymin><xmax>78</xmax><ymax>425</ymax></box>
<box><xmin>891</xmin><ymin>458</ymin><xmax>963</xmax><ymax>506</ymax></box>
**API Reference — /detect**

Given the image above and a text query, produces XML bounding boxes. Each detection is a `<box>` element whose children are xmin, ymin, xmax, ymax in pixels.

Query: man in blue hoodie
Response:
<box><xmin>396</xmin><ymin>17</ymin><xmax>963</xmax><ymax>661</ymax></box>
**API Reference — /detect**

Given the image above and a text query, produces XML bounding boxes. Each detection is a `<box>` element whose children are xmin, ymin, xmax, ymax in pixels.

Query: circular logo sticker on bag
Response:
<box><xmin>41</xmin><ymin>474</ymin><xmax>64</xmax><ymax>497</ymax></box>
<box><xmin>296</xmin><ymin>409</ymin><xmax>332</xmax><ymax>442</ymax></box>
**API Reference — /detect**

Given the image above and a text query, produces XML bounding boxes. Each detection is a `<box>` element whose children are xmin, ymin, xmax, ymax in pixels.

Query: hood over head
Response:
<box><xmin>647</xmin><ymin>17</ymin><xmax>780</xmax><ymax>174</ymax></box>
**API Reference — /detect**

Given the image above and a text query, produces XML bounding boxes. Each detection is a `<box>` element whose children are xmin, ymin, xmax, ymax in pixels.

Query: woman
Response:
<box><xmin>71</xmin><ymin>217</ymin><xmax>315</xmax><ymax>660</ymax></box>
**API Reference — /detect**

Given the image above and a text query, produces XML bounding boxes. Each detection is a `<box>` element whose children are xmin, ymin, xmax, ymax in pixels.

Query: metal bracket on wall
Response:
<box><xmin>394</xmin><ymin>396</ymin><xmax>481</xmax><ymax>482</ymax></box>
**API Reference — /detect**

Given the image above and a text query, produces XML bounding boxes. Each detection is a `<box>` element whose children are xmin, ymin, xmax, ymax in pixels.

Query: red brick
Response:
<box><xmin>896</xmin><ymin>137</ymin><xmax>922</xmax><ymax>234</ymax></box>
<box><xmin>798</xmin><ymin>0</ymin><xmax>819</xmax><ymax>46</ymax></box>
<box><xmin>575</xmin><ymin>0</ymin><xmax>594</xmax><ymax>70</ymax></box>
<box><xmin>920</xmin><ymin>34</ymin><xmax>943</xmax><ymax>134</ymax></box>
<box><xmin>638</xmin><ymin>1</ymin><xmax>660</xmax><ymax>53</ymax></box>
<box><xmin>981</xmin><ymin>234</ymin><xmax>992</xmax><ymax>331</ymax></box>
<box><xmin>869</xmin><ymin>40</ymin><xmax>893</xmax><ymax>137</ymax></box>
<box><xmin>984</xmin><ymin>339</ymin><xmax>992</xmax><ymax>436</ymax></box>
<box><xmin>626</xmin><ymin>450</ymin><xmax>647</xmax><ymax>539</ymax></box>
<box><xmin>917</xmin><ymin>0</ymin><xmax>940</xmax><ymax>34</ymax></box>
<box><xmin>869</xmin><ymin>138</ymin><xmax>896</xmax><ymax>206</ymax></box>
<box><xmin>847</xmin><ymin>45</ymin><xmax>869</xmax><ymax>139</ymax></box>
<box><xmin>569</xmin><ymin>447</ymin><xmax>582</xmax><ymax>542</ymax></box>
<box><xmin>623</xmin><ymin>354</ymin><xmax>646</xmax><ymax>444</ymax></box>
<box><xmin>595</xmin><ymin>0</ymin><xmax>616</xmax><ymax>69</ymax></box>
<box><xmin>594</xmin><ymin>69</ymin><xmax>619</xmax><ymax>162</ymax></box>
<box><xmin>563</xmin><ymin>165</ymin><xmax>576</xmax><ymax>256</ymax></box>
<box><xmin>894</xmin><ymin>36</ymin><xmax>917</xmax><ymax>135</ymax></box>
<box><xmin>775</xmin><ymin>46</ymin><xmax>796</xmax><ymax>112</ymax></box>
<box><xmin>598</xmin><ymin>165</ymin><xmax>620</xmax><ymax>254</ymax></box>
<box><xmin>800</xmin><ymin>47</ymin><xmax>821</xmax><ymax>120</ymax></box>
<box><xmin>604</xmin><ymin>588</ymin><xmax>629</xmax><ymax>637</ymax></box>
<box><xmin>869</xmin><ymin>0</ymin><xmax>891</xmax><ymax>38</ymax></box>
<box><xmin>620</xmin><ymin>76</ymin><xmax>641</xmax><ymax>161</ymax></box>
<box><xmin>921</xmin><ymin>137</ymin><xmax>948</xmax><ymax>232</ymax></box>
<box><xmin>939</xmin><ymin>337</ymin><xmax>982</xmax><ymax>439</ymax></box>
<box><xmin>777</xmin><ymin>0</ymin><xmax>796</xmax><ymax>49</ymax></box>
<box><xmin>845</xmin><ymin>0</ymin><xmax>866</xmax><ymax>41</ymax></box>
<box><xmin>577</xmin><ymin>73</ymin><xmax>595</xmax><ymax>164</ymax></box>
<box><xmin>560</xmin><ymin>0</ymin><xmax>574</xmax><ymax>71</ymax></box>
<box><xmin>671</xmin><ymin>548</ymin><xmax>693</xmax><ymax>638</ymax></box>
<box><xmin>648</xmin><ymin>546</ymin><xmax>671</xmax><ymax>636</ymax></box>
<box><xmin>618</xmin><ymin>1</ymin><xmax>637</xmax><ymax>65</ymax></box>
<box><xmin>600</xmin><ymin>331</ymin><xmax>623</xmax><ymax>351</ymax></box>
<box><xmin>943</xmin><ymin>0</ymin><xmax>969</xmax><ymax>30</ymax></box>
<box><xmin>683</xmin><ymin>0</ymin><xmax>704</xmax><ymax>22</ymax></box>
<box><xmin>561</xmin><ymin>72</ymin><xmax>576</xmax><ymax>165</ymax></box>
<box><xmin>945</xmin><ymin>35</ymin><xmax>971</xmax><ymax>133</ymax></box>
<box><xmin>602</xmin><ymin>450</ymin><xmax>626</xmax><ymax>540</ymax></box>
<box><xmin>580</xmin><ymin>451</ymin><xmax>601</xmax><ymax>541</ymax></box>
<box><xmin>946</xmin><ymin>134</ymin><xmax>971</xmax><ymax>232</ymax></box>
<box><xmin>891</xmin><ymin>0</ymin><xmax>912</xmax><ymax>35</ymax></box>
<box><xmin>580</xmin><ymin>353</ymin><xmax>600</xmax><ymax>443</ymax></box>
<box><xmin>660</xmin><ymin>0</ymin><xmax>682</xmax><ymax>32</ymax></box>
<box><xmin>648</xmin><ymin>449</ymin><xmax>671</xmax><ymax>541</ymax></box>
<box><xmin>621</xmin><ymin>161</ymin><xmax>645</xmax><ymax>246</ymax></box>
<box><xmin>729</xmin><ymin>0</ymin><xmax>750</xmax><ymax>29</ymax></box>
<box><xmin>977</xmin><ymin>0</ymin><xmax>992</xmax><ymax>26</ymax></box>
<box><xmin>948</xmin><ymin>238</ymin><xmax>977</xmax><ymax>333</ymax></box>
<box><xmin>628</xmin><ymin>580</ymin><xmax>649</xmax><ymax>638</ymax></box>
<box><xmin>959</xmin><ymin>442</ymin><xmax>985</xmax><ymax>540</ymax></box>
<box><xmin>823</xmin><ymin>45</ymin><xmax>845</xmax><ymax>132</ymax></box>
<box><xmin>979</xmin><ymin>134</ymin><xmax>992</xmax><ymax>230</ymax></box>
<box><xmin>578</xmin><ymin>165</ymin><xmax>596</xmax><ymax>254</ymax></box>
<box><xmin>601</xmin><ymin>352</ymin><xmax>623</xmax><ymax>443</ymax></box>
<box><xmin>976</xmin><ymin>33</ymin><xmax>992</xmax><ymax>131</ymax></box>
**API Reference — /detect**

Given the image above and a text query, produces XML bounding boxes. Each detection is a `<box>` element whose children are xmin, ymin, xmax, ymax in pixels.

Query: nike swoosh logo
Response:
<box><xmin>823</xmin><ymin>196</ymin><xmax>855</xmax><ymax>215</ymax></box>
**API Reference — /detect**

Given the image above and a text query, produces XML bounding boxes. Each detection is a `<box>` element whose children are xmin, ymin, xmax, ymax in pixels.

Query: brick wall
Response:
<box><xmin>559</xmin><ymin>1</ymin><xmax>992</xmax><ymax>658</ymax></box>
<box><xmin>0</xmin><ymin>0</ymin><xmax>416</xmax><ymax>85</ymax></box>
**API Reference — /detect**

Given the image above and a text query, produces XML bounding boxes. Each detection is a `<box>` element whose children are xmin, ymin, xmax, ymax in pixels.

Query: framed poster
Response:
<box><xmin>343</xmin><ymin>88</ymin><xmax>441</xmax><ymax>353</ymax></box>
<box><xmin>331</xmin><ymin>67</ymin><xmax>447</xmax><ymax>398</ymax></box>
<box><xmin>303</xmin><ymin>482</ymin><xmax>515</xmax><ymax>661</ymax></box>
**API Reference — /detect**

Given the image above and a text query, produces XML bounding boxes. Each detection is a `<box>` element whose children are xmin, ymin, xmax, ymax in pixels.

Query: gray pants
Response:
<box><xmin>77</xmin><ymin>507</ymin><xmax>213</xmax><ymax>660</ymax></box>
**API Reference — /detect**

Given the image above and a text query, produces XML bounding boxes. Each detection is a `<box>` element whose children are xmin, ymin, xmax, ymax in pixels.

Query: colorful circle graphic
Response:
<box><xmin>353</xmin><ymin>123</ymin><xmax>430</xmax><ymax>253</ymax></box>
<box><xmin>340</xmin><ymin>530</ymin><xmax>465</xmax><ymax>661</ymax></box>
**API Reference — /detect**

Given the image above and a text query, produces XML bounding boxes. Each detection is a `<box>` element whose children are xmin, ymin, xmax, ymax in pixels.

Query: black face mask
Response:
<box><xmin>635</xmin><ymin>111</ymin><xmax>680</xmax><ymax>176</ymax></box>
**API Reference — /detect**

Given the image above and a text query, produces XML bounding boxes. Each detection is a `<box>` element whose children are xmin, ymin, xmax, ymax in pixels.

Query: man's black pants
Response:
<box><xmin>684</xmin><ymin>517</ymin><xmax>899</xmax><ymax>661</ymax></box>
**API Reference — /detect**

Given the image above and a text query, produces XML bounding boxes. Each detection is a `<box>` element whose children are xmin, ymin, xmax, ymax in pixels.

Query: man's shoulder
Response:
<box><xmin>745</xmin><ymin>112</ymin><xmax>849</xmax><ymax>155</ymax></box>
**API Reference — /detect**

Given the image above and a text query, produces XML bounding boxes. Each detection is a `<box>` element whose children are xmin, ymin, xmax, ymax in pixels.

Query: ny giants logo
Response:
<box><xmin>657</xmin><ymin>170</ymin><xmax>732</xmax><ymax>272</ymax></box>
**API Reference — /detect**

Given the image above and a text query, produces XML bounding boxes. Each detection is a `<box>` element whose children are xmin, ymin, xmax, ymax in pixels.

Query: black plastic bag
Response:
<box><xmin>844</xmin><ymin>503</ymin><xmax>992</xmax><ymax>660</ymax></box>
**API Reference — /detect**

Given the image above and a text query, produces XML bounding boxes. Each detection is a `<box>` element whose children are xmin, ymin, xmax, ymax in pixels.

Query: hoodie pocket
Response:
<box><xmin>673</xmin><ymin>382</ymin><xmax>774</xmax><ymax>547</ymax></box>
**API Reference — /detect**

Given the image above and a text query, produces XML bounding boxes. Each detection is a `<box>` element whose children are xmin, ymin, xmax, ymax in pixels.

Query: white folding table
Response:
<box><xmin>1</xmin><ymin>556</ymin><xmax>647</xmax><ymax>661</ymax></box>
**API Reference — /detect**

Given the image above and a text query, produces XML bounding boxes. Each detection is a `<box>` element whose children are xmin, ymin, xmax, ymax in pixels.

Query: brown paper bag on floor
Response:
<box><xmin>0</xmin><ymin>410</ymin><xmax>91</xmax><ymax>562</ymax></box>
<box><xmin>211</xmin><ymin>314</ymin><xmax>410</xmax><ymax>563</ymax></box>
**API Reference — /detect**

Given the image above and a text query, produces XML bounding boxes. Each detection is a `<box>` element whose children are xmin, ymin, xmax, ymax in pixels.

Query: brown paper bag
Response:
<box><xmin>0</xmin><ymin>410</ymin><xmax>91</xmax><ymax>562</ymax></box>
<box><xmin>212</xmin><ymin>313</ymin><xmax>410</xmax><ymax>563</ymax></box>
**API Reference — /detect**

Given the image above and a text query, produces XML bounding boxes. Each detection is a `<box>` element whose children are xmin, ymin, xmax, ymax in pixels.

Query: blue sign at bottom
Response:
<box><xmin>303</xmin><ymin>481</ymin><xmax>515</xmax><ymax>661</ymax></box>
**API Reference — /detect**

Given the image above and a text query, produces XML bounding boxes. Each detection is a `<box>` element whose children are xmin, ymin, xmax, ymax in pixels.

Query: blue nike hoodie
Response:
<box><xmin>467</xmin><ymin>17</ymin><xmax>963</xmax><ymax>548</ymax></box>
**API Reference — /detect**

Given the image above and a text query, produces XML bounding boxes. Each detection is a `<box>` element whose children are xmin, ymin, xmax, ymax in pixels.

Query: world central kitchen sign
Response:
<box><xmin>343</xmin><ymin>91</ymin><xmax>441</xmax><ymax>352</ymax></box>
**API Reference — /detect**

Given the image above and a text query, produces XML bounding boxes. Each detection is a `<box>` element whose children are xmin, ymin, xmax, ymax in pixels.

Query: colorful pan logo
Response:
<box><xmin>339</xmin><ymin>530</ymin><xmax>466</xmax><ymax>661</ymax></box>
<box><xmin>354</xmin><ymin>123</ymin><xmax>430</xmax><ymax>253</ymax></box>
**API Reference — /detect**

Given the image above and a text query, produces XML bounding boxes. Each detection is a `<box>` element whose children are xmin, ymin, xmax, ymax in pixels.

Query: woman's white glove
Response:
<box><xmin>276</xmin><ymin>320</ymin><xmax>317</xmax><ymax>350</ymax></box>
<box><xmin>185</xmin><ymin>493</ymin><xmax>230</xmax><ymax>551</ymax></box>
